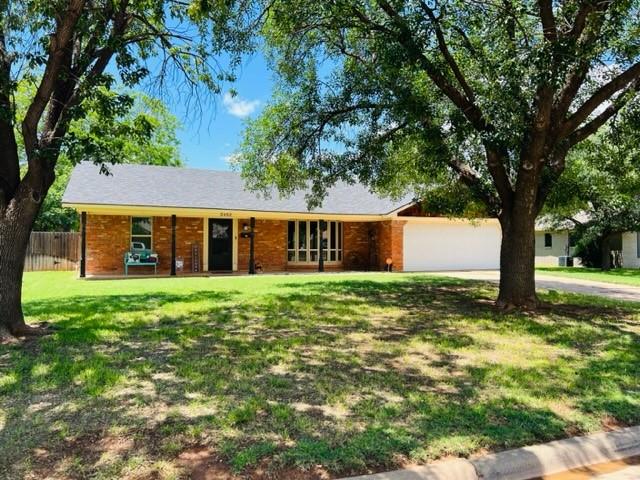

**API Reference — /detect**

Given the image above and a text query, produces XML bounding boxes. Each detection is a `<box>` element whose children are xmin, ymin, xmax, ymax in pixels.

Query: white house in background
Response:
<box><xmin>534</xmin><ymin>215</ymin><xmax>584</xmax><ymax>267</ymax></box>
<box><xmin>620</xmin><ymin>232</ymin><xmax>640</xmax><ymax>268</ymax></box>
<box><xmin>534</xmin><ymin>229</ymin><xmax>573</xmax><ymax>266</ymax></box>
<box><xmin>535</xmin><ymin>213</ymin><xmax>640</xmax><ymax>268</ymax></box>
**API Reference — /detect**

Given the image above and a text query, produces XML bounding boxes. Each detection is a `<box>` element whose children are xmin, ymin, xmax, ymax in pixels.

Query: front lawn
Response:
<box><xmin>538</xmin><ymin>267</ymin><xmax>640</xmax><ymax>287</ymax></box>
<box><xmin>1</xmin><ymin>272</ymin><xmax>639</xmax><ymax>479</ymax></box>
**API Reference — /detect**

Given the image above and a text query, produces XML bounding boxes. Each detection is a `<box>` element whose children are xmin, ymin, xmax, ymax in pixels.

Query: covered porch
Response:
<box><xmin>76</xmin><ymin>207</ymin><xmax>407</xmax><ymax>278</ymax></box>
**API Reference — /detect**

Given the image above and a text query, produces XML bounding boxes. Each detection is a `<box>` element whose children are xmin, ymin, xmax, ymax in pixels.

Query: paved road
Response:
<box><xmin>428</xmin><ymin>270</ymin><xmax>640</xmax><ymax>302</ymax></box>
<box><xmin>597</xmin><ymin>465</ymin><xmax>640</xmax><ymax>479</ymax></box>
<box><xmin>542</xmin><ymin>463</ymin><xmax>640</xmax><ymax>479</ymax></box>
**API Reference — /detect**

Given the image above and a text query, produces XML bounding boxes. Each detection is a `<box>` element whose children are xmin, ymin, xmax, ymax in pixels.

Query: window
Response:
<box><xmin>131</xmin><ymin>217</ymin><xmax>152</xmax><ymax>250</ymax></box>
<box><xmin>544</xmin><ymin>233</ymin><xmax>552</xmax><ymax>248</ymax></box>
<box><xmin>287</xmin><ymin>220</ymin><xmax>343</xmax><ymax>263</ymax></box>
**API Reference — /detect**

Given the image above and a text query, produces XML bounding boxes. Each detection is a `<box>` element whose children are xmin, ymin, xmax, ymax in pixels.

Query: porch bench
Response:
<box><xmin>124</xmin><ymin>247</ymin><xmax>159</xmax><ymax>276</ymax></box>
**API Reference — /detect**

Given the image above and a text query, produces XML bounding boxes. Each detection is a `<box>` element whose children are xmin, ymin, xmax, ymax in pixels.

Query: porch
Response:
<box><xmin>79</xmin><ymin>212</ymin><xmax>406</xmax><ymax>277</ymax></box>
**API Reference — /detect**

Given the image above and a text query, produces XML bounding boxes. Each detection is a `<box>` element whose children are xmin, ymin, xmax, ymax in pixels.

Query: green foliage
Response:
<box><xmin>544</xmin><ymin>103</ymin><xmax>640</xmax><ymax>267</ymax></box>
<box><xmin>239</xmin><ymin>1</ymin><xmax>640</xmax><ymax>217</ymax></box>
<box><xmin>1</xmin><ymin>0</ymin><xmax>259</xmax><ymax>194</ymax></box>
<box><xmin>32</xmin><ymin>92</ymin><xmax>183</xmax><ymax>231</ymax></box>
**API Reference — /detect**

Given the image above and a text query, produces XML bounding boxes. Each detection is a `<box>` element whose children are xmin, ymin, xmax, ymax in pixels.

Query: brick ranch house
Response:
<box><xmin>62</xmin><ymin>162</ymin><xmax>507</xmax><ymax>277</ymax></box>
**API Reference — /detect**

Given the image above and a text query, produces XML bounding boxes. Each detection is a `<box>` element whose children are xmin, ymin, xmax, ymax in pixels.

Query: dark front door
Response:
<box><xmin>209</xmin><ymin>219</ymin><xmax>233</xmax><ymax>271</ymax></box>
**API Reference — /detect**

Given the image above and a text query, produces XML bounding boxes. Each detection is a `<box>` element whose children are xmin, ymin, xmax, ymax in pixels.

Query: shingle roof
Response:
<box><xmin>535</xmin><ymin>212</ymin><xmax>590</xmax><ymax>231</ymax></box>
<box><xmin>62</xmin><ymin>162</ymin><xmax>414</xmax><ymax>216</ymax></box>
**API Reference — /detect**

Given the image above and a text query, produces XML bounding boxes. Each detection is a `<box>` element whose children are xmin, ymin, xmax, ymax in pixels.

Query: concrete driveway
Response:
<box><xmin>429</xmin><ymin>270</ymin><xmax>640</xmax><ymax>303</ymax></box>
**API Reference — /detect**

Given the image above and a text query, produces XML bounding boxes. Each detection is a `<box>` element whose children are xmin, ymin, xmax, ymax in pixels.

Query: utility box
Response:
<box><xmin>558</xmin><ymin>256</ymin><xmax>574</xmax><ymax>267</ymax></box>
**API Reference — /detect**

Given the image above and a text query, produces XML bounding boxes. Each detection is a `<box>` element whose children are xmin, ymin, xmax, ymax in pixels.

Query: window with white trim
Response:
<box><xmin>287</xmin><ymin>220</ymin><xmax>342</xmax><ymax>263</ymax></box>
<box><xmin>131</xmin><ymin>217</ymin><xmax>152</xmax><ymax>249</ymax></box>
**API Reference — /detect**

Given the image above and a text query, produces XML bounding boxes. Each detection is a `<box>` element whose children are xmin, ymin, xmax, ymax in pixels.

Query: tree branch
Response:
<box><xmin>553</xmin><ymin>2</ymin><xmax>611</xmax><ymax>121</ymax></box>
<box><xmin>485</xmin><ymin>146</ymin><xmax>514</xmax><ymax>210</ymax></box>
<box><xmin>561</xmin><ymin>61</ymin><xmax>640</xmax><ymax>136</ymax></box>
<box><xmin>419</xmin><ymin>1</ymin><xmax>476</xmax><ymax>102</ymax></box>
<box><xmin>537</xmin><ymin>0</ymin><xmax>557</xmax><ymax>42</ymax></box>
<box><xmin>567</xmin><ymin>79</ymin><xmax>640</xmax><ymax>147</ymax></box>
<box><xmin>0</xmin><ymin>13</ymin><xmax>20</xmax><ymax>206</ymax></box>
<box><xmin>42</xmin><ymin>2</ymin><xmax>131</xmax><ymax>157</ymax></box>
<box><xmin>448</xmin><ymin>157</ymin><xmax>500</xmax><ymax>213</ymax></box>
<box><xmin>374</xmin><ymin>0</ymin><xmax>489</xmax><ymax>134</ymax></box>
<box><xmin>21</xmin><ymin>0</ymin><xmax>85</xmax><ymax>161</ymax></box>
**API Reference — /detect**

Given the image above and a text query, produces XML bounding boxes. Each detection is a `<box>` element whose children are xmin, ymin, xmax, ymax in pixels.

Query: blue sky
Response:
<box><xmin>173</xmin><ymin>52</ymin><xmax>274</xmax><ymax>171</ymax></box>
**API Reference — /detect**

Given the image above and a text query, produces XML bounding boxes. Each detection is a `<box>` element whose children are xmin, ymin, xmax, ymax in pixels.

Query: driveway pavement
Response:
<box><xmin>428</xmin><ymin>270</ymin><xmax>640</xmax><ymax>302</ymax></box>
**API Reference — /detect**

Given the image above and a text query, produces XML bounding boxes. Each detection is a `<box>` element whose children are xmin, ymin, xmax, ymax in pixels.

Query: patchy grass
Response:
<box><xmin>538</xmin><ymin>267</ymin><xmax>640</xmax><ymax>287</ymax></box>
<box><xmin>1</xmin><ymin>271</ymin><xmax>638</xmax><ymax>479</ymax></box>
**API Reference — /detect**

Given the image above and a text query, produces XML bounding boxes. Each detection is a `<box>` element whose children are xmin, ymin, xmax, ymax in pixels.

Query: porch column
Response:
<box><xmin>249</xmin><ymin>216</ymin><xmax>256</xmax><ymax>274</ymax></box>
<box><xmin>171</xmin><ymin>214</ymin><xmax>176</xmax><ymax>276</ymax></box>
<box><xmin>318</xmin><ymin>220</ymin><xmax>326</xmax><ymax>272</ymax></box>
<box><xmin>80</xmin><ymin>211</ymin><xmax>86</xmax><ymax>278</ymax></box>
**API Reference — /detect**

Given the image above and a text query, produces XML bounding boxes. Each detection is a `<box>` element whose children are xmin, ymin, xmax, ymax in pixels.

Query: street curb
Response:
<box><xmin>340</xmin><ymin>425</ymin><xmax>640</xmax><ymax>480</ymax></box>
<box><xmin>472</xmin><ymin>425</ymin><xmax>640</xmax><ymax>480</ymax></box>
<box><xmin>342</xmin><ymin>458</ymin><xmax>477</xmax><ymax>480</ymax></box>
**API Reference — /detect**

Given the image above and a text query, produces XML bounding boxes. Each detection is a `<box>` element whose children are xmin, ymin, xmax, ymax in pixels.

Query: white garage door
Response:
<box><xmin>403</xmin><ymin>221</ymin><xmax>501</xmax><ymax>271</ymax></box>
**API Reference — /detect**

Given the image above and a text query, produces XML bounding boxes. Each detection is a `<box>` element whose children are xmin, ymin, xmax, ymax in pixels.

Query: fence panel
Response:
<box><xmin>24</xmin><ymin>231</ymin><xmax>80</xmax><ymax>272</ymax></box>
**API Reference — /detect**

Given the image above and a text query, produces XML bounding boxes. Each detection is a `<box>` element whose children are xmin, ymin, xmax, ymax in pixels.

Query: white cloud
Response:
<box><xmin>223</xmin><ymin>92</ymin><xmax>260</xmax><ymax>118</ymax></box>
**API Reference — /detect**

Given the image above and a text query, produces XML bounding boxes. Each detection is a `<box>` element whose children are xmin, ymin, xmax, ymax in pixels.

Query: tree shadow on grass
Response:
<box><xmin>1</xmin><ymin>275</ymin><xmax>638</xmax><ymax>479</ymax></box>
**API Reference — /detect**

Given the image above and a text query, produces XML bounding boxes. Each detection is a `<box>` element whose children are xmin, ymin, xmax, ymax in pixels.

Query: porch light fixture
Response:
<box><xmin>240</xmin><ymin>222</ymin><xmax>253</xmax><ymax>239</ymax></box>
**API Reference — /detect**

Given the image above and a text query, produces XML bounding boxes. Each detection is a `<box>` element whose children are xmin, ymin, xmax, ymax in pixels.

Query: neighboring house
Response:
<box><xmin>534</xmin><ymin>213</ymin><xmax>640</xmax><ymax>268</ymax></box>
<box><xmin>534</xmin><ymin>229</ymin><xmax>573</xmax><ymax>266</ymax></box>
<box><xmin>621</xmin><ymin>232</ymin><xmax>640</xmax><ymax>268</ymax></box>
<box><xmin>534</xmin><ymin>215</ymin><xmax>582</xmax><ymax>267</ymax></box>
<box><xmin>62</xmin><ymin>162</ymin><xmax>503</xmax><ymax>276</ymax></box>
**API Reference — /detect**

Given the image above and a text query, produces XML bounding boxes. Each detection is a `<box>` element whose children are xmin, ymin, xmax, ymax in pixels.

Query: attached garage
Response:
<box><xmin>402</xmin><ymin>219</ymin><xmax>501</xmax><ymax>271</ymax></box>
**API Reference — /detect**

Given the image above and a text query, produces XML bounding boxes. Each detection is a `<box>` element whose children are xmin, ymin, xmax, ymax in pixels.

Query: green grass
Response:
<box><xmin>538</xmin><ymin>267</ymin><xmax>640</xmax><ymax>287</ymax></box>
<box><xmin>1</xmin><ymin>272</ymin><xmax>639</xmax><ymax>479</ymax></box>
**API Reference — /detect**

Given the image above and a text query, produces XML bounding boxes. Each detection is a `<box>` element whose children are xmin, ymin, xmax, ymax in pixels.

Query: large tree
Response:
<box><xmin>240</xmin><ymin>0</ymin><xmax>640</xmax><ymax>308</ymax></box>
<box><xmin>0</xmin><ymin>0</ymin><xmax>258</xmax><ymax>337</ymax></box>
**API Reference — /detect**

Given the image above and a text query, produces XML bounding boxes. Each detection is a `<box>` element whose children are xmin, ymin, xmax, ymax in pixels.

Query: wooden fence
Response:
<box><xmin>24</xmin><ymin>231</ymin><xmax>81</xmax><ymax>272</ymax></box>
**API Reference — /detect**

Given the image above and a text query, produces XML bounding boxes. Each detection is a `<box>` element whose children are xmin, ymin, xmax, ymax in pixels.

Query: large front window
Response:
<box><xmin>287</xmin><ymin>220</ymin><xmax>342</xmax><ymax>263</ymax></box>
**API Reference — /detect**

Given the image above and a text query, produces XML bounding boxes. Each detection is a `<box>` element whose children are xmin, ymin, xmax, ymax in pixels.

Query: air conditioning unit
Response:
<box><xmin>558</xmin><ymin>256</ymin><xmax>574</xmax><ymax>267</ymax></box>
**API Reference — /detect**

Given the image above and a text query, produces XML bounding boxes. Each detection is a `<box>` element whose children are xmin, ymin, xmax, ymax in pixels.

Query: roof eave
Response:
<box><xmin>61</xmin><ymin>202</ymin><xmax>396</xmax><ymax>221</ymax></box>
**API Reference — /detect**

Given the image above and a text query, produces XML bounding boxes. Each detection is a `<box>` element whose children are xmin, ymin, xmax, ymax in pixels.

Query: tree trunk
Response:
<box><xmin>601</xmin><ymin>235</ymin><xmax>611</xmax><ymax>271</ymax></box>
<box><xmin>496</xmin><ymin>210</ymin><xmax>538</xmax><ymax>309</ymax></box>
<box><xmin>0</xmin><ymin>191</ymin><xmax>42</xmax><ymax>338</ymax></box>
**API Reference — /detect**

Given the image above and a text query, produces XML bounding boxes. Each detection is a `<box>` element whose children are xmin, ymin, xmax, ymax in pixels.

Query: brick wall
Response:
<box><xmin>237</xmin><ymin>218</ymin><xmax>288</xmax><ymax>272</ymax></box>
<box><xmin>85</xmin><ymin>214</ymin><xmax>203</xmax><ymax>275</ymax></box>
<box><xmin>343</xmin><ymin>222</ymin><xmax>372</xmax><ymax>270</ymax></box>
<box><xmin>153</xmin><ymin>217</ymin><xmax>203</xmax><ymax>273</ymax></box>
<box><xmin>376</xmin><ymin>220</ymin><xmax>406</xmax><ymax>271</ymax></box>
<box><xmin>86</xmin><ymin>214</ymin><xmax>130</xmax><ymax>274</ymax></box>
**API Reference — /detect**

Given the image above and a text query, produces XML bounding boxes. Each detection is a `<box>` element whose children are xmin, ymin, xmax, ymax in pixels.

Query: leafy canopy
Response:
<box><xmin>240</xmin><ymin>1</ymin><xmax>640</xmax><ymax>217</ymax></box>
<box><xmin>0</xmin><ymin>0</ymin><xmax>260</xmax><ymax>209</ymax></box>
<box><xmin>33</xmin><ymin>91</ymin><xmax>183</xmax><ymax>231</ymax></box>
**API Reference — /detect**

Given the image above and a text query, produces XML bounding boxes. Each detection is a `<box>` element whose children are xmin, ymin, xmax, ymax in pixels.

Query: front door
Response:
<box><xmin>209</xmin><ymin>219</ymin><xmax>233</xmax><ymax>271</ymax></box>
